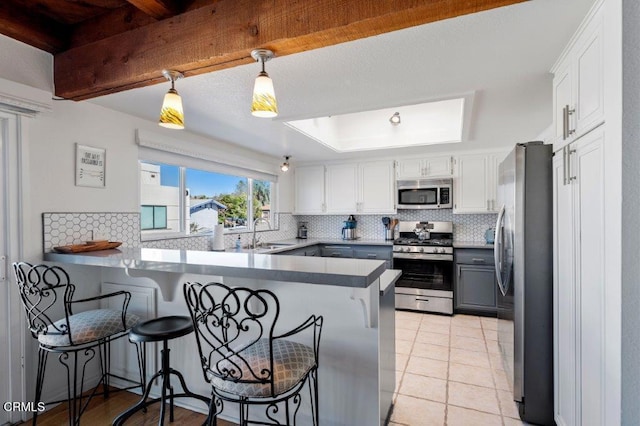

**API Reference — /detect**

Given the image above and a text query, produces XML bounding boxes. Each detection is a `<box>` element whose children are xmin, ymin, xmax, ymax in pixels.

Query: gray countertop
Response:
<box><xmin>44</xmin><ymin>246</ymin><xmax>387</xmax><ymax>288</ymax></box>
<box><xmin>453</xmin><ymin>241</ymin><xmax>495</xmax><ymax>249</ymax></box>
<box><xmin>226</xmin><ymin>237</ymin><xmax>394</xmax><ymax>254</ymax></box>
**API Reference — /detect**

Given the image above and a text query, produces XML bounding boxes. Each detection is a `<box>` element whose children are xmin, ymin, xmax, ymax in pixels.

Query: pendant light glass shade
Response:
<box><xmin>159</xmin><ymin>70</ymin><xmax>184</xmax><ymax>129</ymax></box>
<box><xmin>251</xmin><ymin>49</ymin><xmax>278</xmax><ymax>118</ymax></box>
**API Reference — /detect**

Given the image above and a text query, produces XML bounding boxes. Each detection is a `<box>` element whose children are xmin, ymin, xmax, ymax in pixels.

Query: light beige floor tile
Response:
<box><xmin>451</xmin><ymin>314</ymin><xmax>482</xmax><ymax>329</ymax></box>
<box><xmin>406</xmin><ymin>355</ymin><xmax>448</xmax><ymax>380</ymax></box>
<box><xmin>449</xmin><ymin>348</ymin><xmax>490</xmax><ymax>368</ymax></box>
<box><xmin>388</xmin><ymin>423</ymin><xmax>405</xmax><ymax>426</ymax></box>
<box><xmin>419</xmin><ymin>322</ymin><xmax>451</xmax><ymax>335</ymax></box>
<box><xmin>485</xmin><ymin>339</ymin><xmax>501</xmax><ymax>354</ymax></box>
<box><xmin>395</xmin><ymin>371</ymin><xmax>403</xmax><ymax>393</ymax></box>
<box><xmin>399</xmin><ymin>372</ymin><xmax>447</xmax><ymax>403</ymax></box>
<box><xmin>502</xmin><ymin>416</ymin><xmax>527</xmax><ymax>425</ymax></box>
<box><xmin>396</xmin><ymin>318</ymin><xmax>422</xmax><ymax>331</ymax></box>
<box><xmin>421</xmin><ymin>314</ymin><xmax>452</xmax><ymax>326</ymax></box>
<box><xmin>493</xmin><ymin>369</ymin><xmax>510</xmax><ymax>391</ymax></box>
<box><xmin>483</xmin><ymin>329</ymin><xmax>498</xmax><ymax>341</ymax></box>
<box><xmin>480</xmin><ymin>317</ymin><xmax>498</xmax><ymax>330</ymax></box>
<box><xmin>412</xmin><ymin>342</ymin><xmax>449</xmax><ymax>361</ymax></box>
<box><xmin>446</xmin><ymin>405</ymin><xmax>502</xmax><ymax>426</ymax></box>
<box><xmin>397</xmin><ymin>310</ymin><xmax>425</xmax><ymax>320</ymax></box>
<box><xmin>451</xmin><ymin>326</ymin><xmax>484</xmax><ymax>339</ymax></box>
<box><xmin>489</xmin><ymin>353</ymin><xmax>505</xmax><ymax>371</ymax></box>
<box><xmin>415</xmin><ymin>331</ymin><xmax>450</xmax><ymax>347</ymax></box>
<box><xmin>391</xmin><ymin>394</ymin><xmax>446</xmax><ymax>425</ymax></box>
<box><xmin>396</xmin><ymin>339</ymin><xmax>413</xmax><ymax>355</ymax></box>
<box><xmin>396</xmin><ymin>353</ymin><xmax>409</xmax><ymax>372</ymax></box>
<box><xmin>447</xmin><ymin>381</ymin><xmax>501</xmax><ymax>415</ymax></box>
<box><xmin>448</xmin><ymin>362</ymin><xmax>495</xmax><ymax>388</ymax></box>
<box><xmin>396</xmin><ymin>328</ymin><xmax>418</xmax><ymax>342</ymax></box>
<box><xmin>497</xmin><ymin>389</ymin><xmax>520</xmax><ymax>418</ymax></box>
<box><xmin>450</xmin><ymin>335</ymin><xmax>487</xmax><ymax>352</ymax></box>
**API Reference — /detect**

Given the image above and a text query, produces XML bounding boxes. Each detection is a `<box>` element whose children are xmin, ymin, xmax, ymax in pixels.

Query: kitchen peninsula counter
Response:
<box><xmin>43</xmin><ymin>246</ymin><xmax>396</xmax><ymax>426</ymax></box>
<box><xmin>44</xmin><ymin>246</ymin><xmax>386</xmax><ymax>289</ymax></box>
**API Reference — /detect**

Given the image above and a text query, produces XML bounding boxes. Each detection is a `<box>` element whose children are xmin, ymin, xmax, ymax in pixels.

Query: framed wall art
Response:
<box><xmin>75</xmin><ymin>143</ymin><xmax>106</xmax><ymax>188</ymax></box>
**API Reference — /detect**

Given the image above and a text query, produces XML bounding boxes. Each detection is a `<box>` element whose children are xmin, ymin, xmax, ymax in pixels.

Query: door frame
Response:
<box><xmin>0</xmin><ymin>110</ymin><xmax>27</xmax><ymax>425</ymax></box>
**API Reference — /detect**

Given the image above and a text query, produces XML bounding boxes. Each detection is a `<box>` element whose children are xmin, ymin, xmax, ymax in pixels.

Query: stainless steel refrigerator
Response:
<box><xmin>494</xmin><ymin>142</ymin><xmax>554</xmax><ymax>425</ymax></box>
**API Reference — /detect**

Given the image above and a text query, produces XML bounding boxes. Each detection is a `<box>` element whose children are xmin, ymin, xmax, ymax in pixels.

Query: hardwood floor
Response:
<box><xmin>16</xmin><ymin>386</ymin><xmax>236</xmax><ymax>426</ymax></box>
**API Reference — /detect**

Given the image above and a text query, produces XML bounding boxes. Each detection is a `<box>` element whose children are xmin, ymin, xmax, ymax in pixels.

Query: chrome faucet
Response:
<box><xmin>252</xmin><ymin>217</ymin><xmax>272</xmax><ymax>249</ymax></box>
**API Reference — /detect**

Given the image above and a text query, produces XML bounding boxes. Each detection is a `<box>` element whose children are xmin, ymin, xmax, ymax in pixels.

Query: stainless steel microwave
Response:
<box><xmin>397</xmin><ymin>178</ymin><xmax>453</xmax><ymax>209</ymax></box>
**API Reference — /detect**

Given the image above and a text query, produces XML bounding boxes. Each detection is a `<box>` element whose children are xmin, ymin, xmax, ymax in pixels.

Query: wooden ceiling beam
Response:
<box><xmin>0</xmin><ymin>1</ymin><xmax>69</xmax><ymax>53</ymax></box>
<box><xmin>124</xmin><ymin>0</ymin><xmax>185</xmax><ymax>20</ymax></box>
<box><xmin>54</xmin><ymin>0</ymin><xmax>526</xmax><ymax>101</ymax></box>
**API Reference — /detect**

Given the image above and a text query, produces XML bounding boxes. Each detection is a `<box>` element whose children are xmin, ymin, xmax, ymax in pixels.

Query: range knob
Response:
<box><xmin>439</xmin><ymin>248</ymin><xmax>446</xmax><ymax>254</ymax></box>
<box><xmin>419</xmin><ymin>247</ymin><xmax>424</xmax><ymax>253</ymax></box>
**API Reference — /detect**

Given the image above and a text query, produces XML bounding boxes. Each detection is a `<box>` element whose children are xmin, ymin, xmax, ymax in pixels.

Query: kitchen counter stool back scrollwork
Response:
<box><xmin>12</xmin><ymin>262</ymin><xmax>142</xmax><ymax>425</ymax></box>
<box><xmin>184</xmin><ymin>282</ymin><xmax>323</xmax><ymax>426</ymax></box>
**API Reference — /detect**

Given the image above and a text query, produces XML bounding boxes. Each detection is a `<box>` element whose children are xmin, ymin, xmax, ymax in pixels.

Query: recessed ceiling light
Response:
<box><xmin>389</xmin><ymin>112</ymin><xmax>401</xmax><ymax>125</ymax></box>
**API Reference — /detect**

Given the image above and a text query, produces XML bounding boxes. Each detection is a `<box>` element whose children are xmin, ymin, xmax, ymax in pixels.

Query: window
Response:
<box><xmin>141</xmin><ymin>206</ymin><xmax>167</xmax><ymax>230</ymax></box>
<box><xmin>139</xmin><ymin>161</ymin><xmax>274</xmax><ymax>237</ymax></box>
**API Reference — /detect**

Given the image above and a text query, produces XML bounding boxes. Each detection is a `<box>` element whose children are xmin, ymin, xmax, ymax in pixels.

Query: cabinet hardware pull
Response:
<box><xmin>563</xmin><ymin>146</ymin><xmax>569</xmax><ymax>185</ymax></box>
<box><xmin>569</xmin><ymin>148</ymin><xmax>577</xmax><ymax>181</ymax></box>
<box><xmin>416</xmin><ymin>297</ymin><xmax>430</xmax><ymax>302</ymax></box>
<box><xmin>472</xmin><ymin>258</ymin><xmax>486</xmax><ymax>263</ymax></box>
<box><xmin>567</xmin><ymin>107</ymin><xmax>576</xmax><ymax>136</ymax></box>
<box><xmin>367</xmin><ymin>254</ymin><xmax>377</xmax><ymax>258</ymax></box>
<box><xmin>487</xmin><ymin>200</ymin><xmax>490</xmax><ymax>211</ymax></box>
<box><xmin>563</xmin><ymin>105</ymin><xmax>569</xmax><ymax>140</ymax></box>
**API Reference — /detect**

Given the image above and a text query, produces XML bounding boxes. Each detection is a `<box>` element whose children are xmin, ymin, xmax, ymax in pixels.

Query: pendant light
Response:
<box><xmin>159</xmin><ymin>69</ymin><xmax>185</xmax><ymax>129</ymax></box>
<box><xmin>251</xmin><ymin>49</ymin><xmax>278</xmax><ymax>118</ymax></box>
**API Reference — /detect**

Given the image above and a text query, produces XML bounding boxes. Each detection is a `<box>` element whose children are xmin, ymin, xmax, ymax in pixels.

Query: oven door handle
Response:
<box><xmin>393</xmin><ymin>253</ymin><xmax>453</xmax><ymax>261</ymax></box>
<box><xmin>494</xmin><ymin>204</ymin><xmax>507</xmax><ymax>297</ymax></box>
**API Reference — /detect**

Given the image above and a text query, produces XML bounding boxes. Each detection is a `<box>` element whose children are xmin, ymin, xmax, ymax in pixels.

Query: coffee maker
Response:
<box><xmin>297</xmin><ymin>222</ymin><xmax>308</xmax><ymax>239</ymax></box>
<box><xmin>342</xmin><ymin>215</ymin><xmax>357</xmax><ymax>240</ymax></box>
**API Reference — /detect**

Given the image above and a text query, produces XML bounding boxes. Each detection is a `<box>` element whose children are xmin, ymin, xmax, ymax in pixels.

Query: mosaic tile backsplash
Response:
<box><xmin>43</xmin><ymin>212</ymin><xmax>140</xmax><ymax>252</ymax></box>
<box><xmin>295</xmin><ymin>210</ymin><xmax>497</xmax><ymax>243</ymax></box>
<box><xmin>43</xmin><ymin>212</ymin><xmax>298</xmax><ymax>252</ymax></box>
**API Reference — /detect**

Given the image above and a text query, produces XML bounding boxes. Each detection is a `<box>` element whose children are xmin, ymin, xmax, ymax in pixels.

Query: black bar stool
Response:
<box><xmin>113</xmin><ymin>315</ymin><xmax>210</xmax><ymax>425</ymax></box>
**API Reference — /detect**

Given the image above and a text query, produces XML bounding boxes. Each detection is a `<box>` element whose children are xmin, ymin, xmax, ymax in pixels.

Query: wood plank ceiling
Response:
<box><xmin>1</xmin><ymin>0</ymin><xmax>526</xmax><ymax>101</ymax></box>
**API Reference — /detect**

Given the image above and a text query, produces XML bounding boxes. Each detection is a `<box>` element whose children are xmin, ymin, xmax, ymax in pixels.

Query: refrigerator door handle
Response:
<box><xmin>494</xmin><ymin>204</ymin><xmax>507</xmax><ymax>297</ymax></box>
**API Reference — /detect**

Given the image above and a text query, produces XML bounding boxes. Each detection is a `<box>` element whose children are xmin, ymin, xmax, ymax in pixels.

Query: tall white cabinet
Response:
<box><xmin>553</xmin><ymin>127</ymin><xmax>605</xmax><ymax>426</ymax></box>
<box><xmin>552</xmin><ymin>2</ymin><xmax>607</xmax><ymax>425</ymax></box>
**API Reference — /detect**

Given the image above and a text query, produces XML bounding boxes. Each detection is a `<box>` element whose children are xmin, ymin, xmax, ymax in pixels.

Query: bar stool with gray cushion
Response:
<box><xmin>13</xmin><ymin>262</ymin><xmax>142</xmax><ymax>425</ymax></box>
<box><xmin>112</xmin><ymin>315</ymin><xmax>211</xmax><ymax>425</ymax></box>
<box><xmin>183</xmin><ymin>282</ymin><xmax>323</xmax><ymax>426</ymax></box>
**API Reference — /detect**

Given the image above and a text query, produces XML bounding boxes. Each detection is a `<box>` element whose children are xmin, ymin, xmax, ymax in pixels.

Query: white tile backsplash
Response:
<box><xmin>295</xmin><ymin>210</ymin><xmax>497</xmax><ymax>243</ymax></box>
<box><xmin>43</xmin><ymin>212</ymin><xmax>298</xmax><ymax>252</ymax></box>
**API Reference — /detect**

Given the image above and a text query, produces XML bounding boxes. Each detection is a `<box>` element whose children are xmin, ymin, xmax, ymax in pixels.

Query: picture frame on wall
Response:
<box><xmin>75</xmin><ymin>143</ymin><xmax>106</xmax><ymax>188</ymax></box>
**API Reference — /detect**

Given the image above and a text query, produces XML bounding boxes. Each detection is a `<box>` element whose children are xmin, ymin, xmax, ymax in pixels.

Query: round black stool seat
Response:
<box><xmin>129</xmin><ymin>316</ymin><xmax>193</xmax><ymax>343</ymax></box>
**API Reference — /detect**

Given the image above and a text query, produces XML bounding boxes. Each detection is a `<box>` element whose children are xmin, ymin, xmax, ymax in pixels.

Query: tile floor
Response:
<box><xmin>390</xmin><ymin>311</ymin><xmax>528</xmax><ymax>426</ymax></box>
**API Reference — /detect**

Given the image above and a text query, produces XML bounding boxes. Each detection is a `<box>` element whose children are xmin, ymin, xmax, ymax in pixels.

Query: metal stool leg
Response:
<box><xmin>32</xmin><ymin>348</ymin><xmax>48</xmax><ymax>426</ymax></box>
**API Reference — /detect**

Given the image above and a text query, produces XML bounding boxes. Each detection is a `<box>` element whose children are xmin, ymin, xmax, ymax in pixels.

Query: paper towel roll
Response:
<box><xmin>211</xmin><ymin>224</ymin><xmax>225</xmax><ymax>251</ymax></box>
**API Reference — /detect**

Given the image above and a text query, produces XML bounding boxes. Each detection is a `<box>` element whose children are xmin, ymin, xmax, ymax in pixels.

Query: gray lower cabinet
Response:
<box><xmin>279</xmin><ymin>244</ymin><xmax>391</xmax><ymax>268</ymax></box>
<box><xmin>454</xmin><ymin>248</ymin><xmax>497</xmax><ymax>315</ymax></box>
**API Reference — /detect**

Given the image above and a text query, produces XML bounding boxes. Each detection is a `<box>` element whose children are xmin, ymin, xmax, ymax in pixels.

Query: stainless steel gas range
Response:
<box><xmin>393</xmin><ymin>221</ymin><xmax>454</xmax><ymax>315</ymax></box>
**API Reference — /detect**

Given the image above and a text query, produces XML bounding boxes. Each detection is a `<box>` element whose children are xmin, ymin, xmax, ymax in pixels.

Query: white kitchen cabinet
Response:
<box><xmin>552</xmin><ymin>0</ymin><xmax>603</xmax><ymax>151</ymax></box>
<box><xmin>296</xmin><ymin>161</ymin><xmax>395</xmax><ymax>215</ymax></box>
<box><xmin>325</xmin><ymin>163</ymin><xmax>358</xmax><ymax>214</ymax></box>
<box><xmin>396</xmin><ymin>155</ymin><xmax>453</xmax><ymax>179</ymax></box>
<box><xmin>325</xmin><ymin>160</ymin><xmax>395</xmax><ymax>214</ymax></box>
<box><xmin>358</xmin><ymin>160</ymin><xmax>395</xmax><ymax>214</ymax></box>
<box><xmin>453</xmin><ymin>151</ymin><xmax>506</xmax><ymax>214</ymax></box>
<box><xmin>553</xmin><ymin>126</ymin><xmax>605</xmax><ymax>426</ymax></box>
<box><xmin>294</xmin><ymin>165</ymin><xmax>326</xmax><ymax>214</ymax></box>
